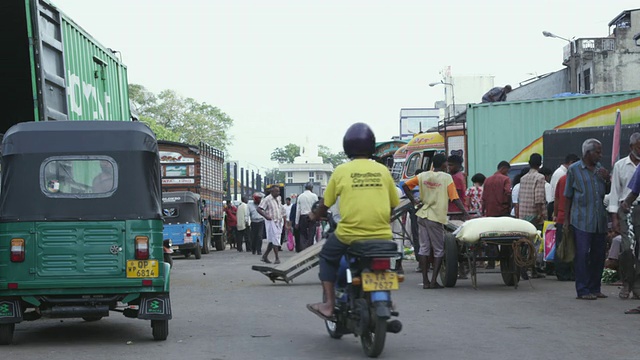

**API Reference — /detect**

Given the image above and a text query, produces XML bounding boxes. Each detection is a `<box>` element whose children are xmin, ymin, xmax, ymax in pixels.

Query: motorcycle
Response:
<box><xmin>163</xmin><ymin>239</ymin><xmax>174</xmax><ymax>268</ymax></box>
<box><xmin>322</xmin><ymin>216</ymin><xmax>404</xmax><ymax>357</ymax></box>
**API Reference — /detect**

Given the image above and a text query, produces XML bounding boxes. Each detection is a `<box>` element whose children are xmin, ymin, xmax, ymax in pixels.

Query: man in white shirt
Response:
<box><xmin>608</xmin><ymin>133</ymin><xmax>640</xmax><ymax>299</ymax></box>
<box><xmin>296</xmin><ymin>182</ymin><xmax>319</xmax><ymax>250</ymax></box>
<box><xmin>549</xmin><ymin>154</ymin><xmax>579</xmax><ymax>218</ymax></box>
<box><xmin>236</xmin><ymin>196</ymin><xmax>251</xmax><ymax>252</ymax></box>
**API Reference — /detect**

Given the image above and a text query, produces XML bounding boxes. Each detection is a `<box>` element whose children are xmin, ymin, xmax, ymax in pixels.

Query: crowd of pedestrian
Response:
<box><xmin>221</xmin><ymin>182</ymin><xmax>324</xmax><ymax>263</ymax></box>
<box><xmin>392</xmin><ymin>133</ymin><xmax>640</xmax><ymax>315</ymax></box>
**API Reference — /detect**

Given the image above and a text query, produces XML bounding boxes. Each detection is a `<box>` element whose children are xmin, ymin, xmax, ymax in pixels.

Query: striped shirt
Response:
<box><xmin>564</xmin><ymin>160</ymin><xmax>608</xmax><ymax>233</ymax></box>
<box><xmin>258</xmin><ymin>195</ymin><xmax>286</xmax><ymax>221</ymax></box>
<box><xmin>518</xmin><ymin>169</ymin><xmax>546</xmax><ymax>220</ymax></box>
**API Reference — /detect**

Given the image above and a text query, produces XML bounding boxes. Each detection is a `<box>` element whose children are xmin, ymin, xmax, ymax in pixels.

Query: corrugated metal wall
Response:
<box><xmin>60</xmin><ymin>13</ymin><xmax>130</xmax><ymax>121</ymax></box>
<box><xmin>467</xmin><ymin>91</ymin><xmax>640</xmax><ymax>179</ymax></box>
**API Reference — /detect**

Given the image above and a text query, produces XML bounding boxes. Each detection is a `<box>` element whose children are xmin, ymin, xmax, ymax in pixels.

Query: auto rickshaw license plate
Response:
<box><xmin>126</xmin><ymin>260</ymin><xmax>159</xmax><ymax>278</ymax></box>
<box><xmin>362</xmin><ymin>271</ymin><xmax>399</xmax><ymax>291</ymax></box>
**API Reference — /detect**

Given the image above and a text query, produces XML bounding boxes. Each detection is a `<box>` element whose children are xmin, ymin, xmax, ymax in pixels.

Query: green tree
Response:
<box><xmin>138</xmin><ymin>115</ymin><xmax>180</xmax><ymax>142</ymax></box>
<box><xmin>270</xmin><ymin>144</ymin><xmax>301</xmax><ymax>164</ymax></box>
<box><xmin>264</xmin><ymin>168</ymin><xmax>285</xmax><ymax>183</ymax></box>
<box><xmin>318</xmin><ymin>145</ymin><xmax>348</xmax><ymax>168</ymax></box>
<box><xmin>128</xmin><ymin>84</ymin><xmax>233</xmax><ymax>152</ymax></box>
<box><xmin>271</xmin><ymin>143</ymin><xmax>347</xmax><ymax>168</ymax></box>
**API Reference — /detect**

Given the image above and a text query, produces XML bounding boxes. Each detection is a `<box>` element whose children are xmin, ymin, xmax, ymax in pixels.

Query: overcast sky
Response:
<box><xmin>55</xmin><ymin>0</ymin><xmax>639</xmax><ymax>172</ymax></box>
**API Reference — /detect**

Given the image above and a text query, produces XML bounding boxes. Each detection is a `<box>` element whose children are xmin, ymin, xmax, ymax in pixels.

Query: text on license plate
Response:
<box><xmin>362</xmin><ymin>271</ymin><xmax>399</xmax><ymax>291</ymax></box>
<box><xmin>126</xmin><ymin>260</ymin><xmax>159</xmax><ymax>278</ymax></box>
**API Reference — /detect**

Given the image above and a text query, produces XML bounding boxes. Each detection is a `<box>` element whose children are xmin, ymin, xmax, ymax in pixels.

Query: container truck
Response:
<box><xmin>1</xmin><ymin>0</ymin><xmax>131</xmax><ymax>134</ymax></box>
<box><xmin>158</xmin><ymin>141</ymin><xmax>226</xmax><ymax>252</ymax></box>
<box><xmin>465</xmin><ymin>91</ymin><xmax>640</xmax><ymax>179</ymax></box>
<box><xmin>543</xmin><ymin>124</ymin><xmax>638</xmax><ymax>172</ymax></box>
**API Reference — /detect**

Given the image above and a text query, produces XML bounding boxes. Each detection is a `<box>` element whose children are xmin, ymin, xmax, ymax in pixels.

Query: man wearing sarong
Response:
<box><xmin>258</xmin><ymin>186</ymin><xmax>287</xmax><ymax>264</ymax></box>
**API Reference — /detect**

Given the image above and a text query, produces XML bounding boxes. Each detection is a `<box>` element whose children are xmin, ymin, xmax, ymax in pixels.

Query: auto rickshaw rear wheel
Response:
<box><xmin>151</xmin><ymin>319</ymin><xmax>169</xmax><ymax>341</ymax></box>
<box><xmin>0</xmin><ymin>323</ymin><xmax>15</xmax><ymax>345</ymax></box>
<box><xmin>194</xmin><ymin>242</ymin><xmax>202</xmax><ymax>259</ymax></box>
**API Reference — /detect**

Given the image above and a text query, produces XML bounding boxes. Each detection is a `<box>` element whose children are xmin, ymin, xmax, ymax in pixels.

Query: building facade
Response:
<box><xmin>279</xmin><ymin>138</ymin><xmax>333</xmax><ymax>198</ymax></box>
<box><xmin>563</xmin><ymin>9</ymin><xmax>640</xmax><ymax>94</ymax></box>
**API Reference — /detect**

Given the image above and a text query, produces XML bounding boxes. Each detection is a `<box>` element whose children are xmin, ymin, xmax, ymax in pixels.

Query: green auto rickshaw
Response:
<box><xmin>0</xmin><ymin>121</ymin><xmax>171</xmax><ymax>345</ymax></box>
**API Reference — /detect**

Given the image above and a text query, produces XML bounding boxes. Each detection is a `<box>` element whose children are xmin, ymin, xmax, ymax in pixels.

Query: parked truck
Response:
<box><xmin>2</xmin><ymin>0</ymin><xmax>131</xmax><ymax>134</ymax></box>
<box><xmin>463</xmin><ymin>91</ymin><xmax>640</xmax><ymax>179</ymax></box>
<box><xmin>158</xmin><ymin>141</ymin><xmax>226</xmax><ymax>251</ymax></box>
<box><xmin>543</xmin><ymin>124</ymin><xmax>638</xmax><ymax>172</ymax></box>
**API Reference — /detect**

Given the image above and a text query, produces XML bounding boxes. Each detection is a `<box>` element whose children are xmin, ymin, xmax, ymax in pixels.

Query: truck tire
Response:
<box><xmin>202</xmin><ymin>224</ymin><xmax>211</xmax><ymax>254</ymax></box>
<box><xmin>215</xmin><ymin>234</ymin><xmax>225</xmax><ymax>251</ymax></box>
<box><xmin>440</xmin><ymin>233</ymin><xmax>459</xmax><ymax>287</ymax></box>
<box><xmin>82</xmin><ymin>316</ymin><xmax>103</xmax><ymax>322</ymax></box>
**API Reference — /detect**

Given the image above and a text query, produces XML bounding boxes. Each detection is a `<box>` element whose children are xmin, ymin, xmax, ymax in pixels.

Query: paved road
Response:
<box><xmin>3</xmin><ymin>245</ymin><xmax>639</xmax><ymax>359</ymax></box>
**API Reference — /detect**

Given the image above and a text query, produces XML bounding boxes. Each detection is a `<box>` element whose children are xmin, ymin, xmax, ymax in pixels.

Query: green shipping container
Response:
<box><xmin>467</xmin><ymin>91</ymin><xmax>640</xmax><ymax>179</ymax></box>
<box><xmin>0</xmin><ymin>0</ymin><xmax>130</xmax><ymax>134</ymax></box>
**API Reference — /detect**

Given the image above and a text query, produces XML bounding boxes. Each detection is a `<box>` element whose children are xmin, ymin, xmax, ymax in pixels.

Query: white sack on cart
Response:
<box><xmin>454</xmin><ymin>217</ymin><xmax>538</xmax><ymax>243</ymax></box>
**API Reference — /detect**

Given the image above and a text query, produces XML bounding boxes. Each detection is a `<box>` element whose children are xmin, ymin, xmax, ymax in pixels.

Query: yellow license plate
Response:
<box><xmin>126</xmin><ymin>260</ymin><xmax>159</xmax><ymax>278</ymax></box>
<box><xmin>362</xmin><ymin>271</ymin><xmax>399</xmax><ymax>292</ymax></box>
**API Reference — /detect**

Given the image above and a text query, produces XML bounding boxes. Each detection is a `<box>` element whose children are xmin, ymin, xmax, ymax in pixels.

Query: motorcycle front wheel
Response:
<box><xmin>360</xmin><ymin>312</ymin><xmax>387</xmax><ymax>358</ymax></box>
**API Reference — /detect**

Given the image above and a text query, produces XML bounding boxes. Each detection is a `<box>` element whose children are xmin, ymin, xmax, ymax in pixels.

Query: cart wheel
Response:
<box><xmin>151</xmin><ymin>320</ymin><xmax>169</xmax><ymax>341</ymax></box>
<box><xmin>440</xmin><ymin>233</ymin><xmax>459</xmax><ymax>287</ymax></box>
<box><xmin>500</xmin><ymin>245</ymin><xmax>520</xmax><ymax>287</ymax></box>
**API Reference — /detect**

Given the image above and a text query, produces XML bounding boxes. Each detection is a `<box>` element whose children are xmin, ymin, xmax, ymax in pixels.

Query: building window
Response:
<box><xmin>287</xmin><ymin>179</ymin><xmax>293</xmax><ymax>184</ymax></box>
<box><xmin>317</xmin><ymin>173</ymin><xmax>323</xmax><ymax>181</ymax></box>
<box><xmin>308</xmin><ymin>171</ymin><xmax>314</xmax><ymax>178</ymax></box>
<box><xmin>583</xmin><ymin>68</ymin><xmax>591</xmax><ymax>94</ymax></box>
<box><xmin>287</xmin><ymin>172</ymin><xmax>293</xmax><ymax>177</ymax></box>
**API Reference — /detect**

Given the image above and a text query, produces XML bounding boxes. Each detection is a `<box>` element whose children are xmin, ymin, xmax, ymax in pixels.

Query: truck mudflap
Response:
<box><xmin>0</xmin><ymin>299</ymin><xmax>23</xmax><ymax>324</ymax></box>
<box><xmin>138</xmin><ymin>293</ymin><xmax>172</xmax><ymax>320</ymax></box>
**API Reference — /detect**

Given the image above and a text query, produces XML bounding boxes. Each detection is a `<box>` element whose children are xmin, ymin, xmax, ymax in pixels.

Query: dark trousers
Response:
<box><xmin>237</xmin><ymin>228</ymin><xmax>249</xmax><ymax>251</ymax></box>
<box><xmin>293</xmin><ymin>227</ymin><xmax>301</xmax><ymax>252</ymax></box>
<box><xmin>299</xmin><ymin>215</ymin><xmax>317</xmax><ymax>250</ymax></box>
<box><xmin>251</xmin><ymin>221</ymin><xmax>265</xmax><ymax>255</ymax></box>
<box><xmin>318</xmin><ymin>233</ymin><xmax>349</xmax><ymax>283</ymax></box>
<box><xmin>573</xmin><ymin>226</ymin><xmax>606</xmax><ymax>297</ymax></box>
<box><xmin>554</xmin><ymin>224</ymin><xmax>575</xmax><ymax>281</ymax></box>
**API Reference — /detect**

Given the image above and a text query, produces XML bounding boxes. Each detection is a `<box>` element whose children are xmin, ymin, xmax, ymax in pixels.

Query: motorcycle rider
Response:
<box><xmin>306</xmin><ymin>122</ymin><xmax>400</xmax><ymax>320</ymax></box>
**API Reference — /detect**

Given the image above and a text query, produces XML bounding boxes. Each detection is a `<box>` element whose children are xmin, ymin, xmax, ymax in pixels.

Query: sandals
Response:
<box><xmin>593</xmin><ymin>292</ymin><xmax>608</xmax><ymax>299</ymax></box>
<box><xmin>619</xmin><ymin>286</ymin><xmax>630</xmax><ymax>299</ymax></box>
<box><xmin>624</xmin><ymin>307</ymin><xmax>640</xmax><ymax>314</ymax></box>
<box><xmin>576</xmin><ymin>294</ymin><xmax>597</xmax><ymax>300</ymax></box>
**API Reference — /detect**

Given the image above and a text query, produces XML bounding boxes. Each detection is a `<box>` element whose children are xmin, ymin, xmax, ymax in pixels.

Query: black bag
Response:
<box><xmin>556</xmin><ymin>226</ymin><xmax>575</xmax><ymax>263</ymax></box>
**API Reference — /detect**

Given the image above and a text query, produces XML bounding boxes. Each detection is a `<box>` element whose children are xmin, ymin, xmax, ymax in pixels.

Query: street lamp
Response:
<box><xmin>429</xmin><ymin>80</ymin><xmax>456</xmax><ymax>122</ymax></box>
<box><xmin>429</xmin><ymin>80</ymin><xmax>457</xmax><ymax>157</ymax></box>
<box><xmin>543</xmin><ymin>30</ymin><xmax>578</xmax><ymax>93</ymax></box>
<box><xmin>542</xmin><ymin>31</ymin><xmax>570</xmax><ymax>42</ymax></box>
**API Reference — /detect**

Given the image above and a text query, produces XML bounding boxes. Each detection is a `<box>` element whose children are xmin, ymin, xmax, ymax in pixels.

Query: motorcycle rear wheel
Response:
<box><xmin>360</xmin><ymin>313</ymin><xmax>386</xmax><ymax>358</ymax></box>
<box><xmin>323</xmin><ymin>292</ymin><xmax>343</xmax><ymax>339</ymax></box>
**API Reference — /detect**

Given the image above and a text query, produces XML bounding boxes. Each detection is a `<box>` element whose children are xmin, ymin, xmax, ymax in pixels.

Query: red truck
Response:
<box><xmin>158</xmin><ymin>140</ymin><xmax>226</xmax><ymax>252</ymax></box>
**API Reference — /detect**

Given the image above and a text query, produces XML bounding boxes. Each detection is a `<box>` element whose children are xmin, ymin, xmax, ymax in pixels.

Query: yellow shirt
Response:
<box><xmin>324</xmin><ymin>159</ymin><xmax>399</xmax><ymax>244</ymax></box>
<box><xmin>404</xmin><ymin>171</ymin><xmax>458</xmax><ymax>224</ymax></box>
